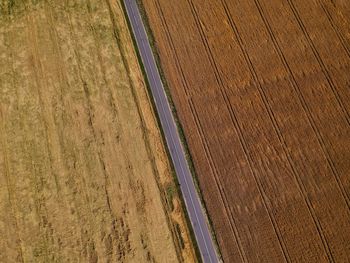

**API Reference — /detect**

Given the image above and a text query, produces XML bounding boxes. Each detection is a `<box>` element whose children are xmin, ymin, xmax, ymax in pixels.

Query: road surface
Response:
<box><xmin>123</xmin><ymin>0</ymin><xmax>219</xmax><ymax>262</ymax></box>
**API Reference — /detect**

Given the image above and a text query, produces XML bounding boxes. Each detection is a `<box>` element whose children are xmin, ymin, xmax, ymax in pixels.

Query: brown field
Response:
<box><xmin>140</xmin><ymin>0</ymin><xmax>350</xmax><ymax>262</ymax></box>
<box><xmin>0</xmin><ymin>0</ymin><xmax>197</xmax><ymax>262</ymax></box>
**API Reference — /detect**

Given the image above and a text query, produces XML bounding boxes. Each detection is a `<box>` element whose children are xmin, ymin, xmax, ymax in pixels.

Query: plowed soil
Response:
<box><xmin>0</xmin><ymin>0</ymin><xmax>196</xmax><ymax>262</ymax></box>
<box><xmin>140</xmin><ymin>0</ymin><xmax>350</xmax><ymax>262</ymax></box>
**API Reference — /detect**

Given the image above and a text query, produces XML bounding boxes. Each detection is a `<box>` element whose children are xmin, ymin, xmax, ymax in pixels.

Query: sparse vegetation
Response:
<box><xmin>0</xmin><ymin>0</ymin><xmax>196</xmax><ymax>262</ymax></box>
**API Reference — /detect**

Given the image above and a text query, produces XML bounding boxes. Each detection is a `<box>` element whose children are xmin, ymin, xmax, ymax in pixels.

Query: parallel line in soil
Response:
<box><xmin>107</xmin><ymin>2</ymin><xmax>180</xmax><ymax>257</ymax></box>
<box><xmin>44</xmin><ymin>5</ymin><xmax>102</xmax><ymax>259</ymax></box>
<box><xmin>318</xmin><ymin>0</ymin><xmax>350</xmax><ymax>58</ymax></box>
<box><xmin>266</xmin><ymin>0</ymin><xmax>350</xmax><ymax>219</ymax></box>
<box><xmin>153</xmin><ymin>1</ymin><xmax>247</xmax><ymax>261</ymax></box>
<box><xmin>255</xmin><ymin>0</ymin><xmax>350</xmax><ymax>210</ymax></box>
<box><xmin>254</xmin><ymin>0</ymin><xmax>334</xmax><ymax>262</ymax></box>
<box><xmin>283</xmin><ymin>0</ymin><xmax>350</xmax><ymax>210</ymax></box>
<box><xmin>189</xmin><ymin>100</ymin><xmax>247</xmax><ymax>263</ymax></box>
<box><xmin>187</xmin><ymin>0</ymin><xmax>290</xmax><ymax>261</ymax></box>
<box><xmin>26</xmin><ymin>11</ymin><xmax>62</xmax><ymax>260</ymax></box>
<box><xmin>69</xmin><ymin>4</ymin><xmax>146</xmax><ymax>258</ymax></box>
<box><xmin>68</xmin><ymin>2</ymin><xmax>149</xmax><ymax>258</ymax></box>
<box><xmin>67</xmin><ymin>4</ymin><xmax>98</xmax><ymax>217</ymax></box>
<box><xmin>286</xmin><ymin>0</ymin><xmax>350</xmax><ymax>126</ymax></box>
<box><xmin>237</xmin><ymin>0</ymin><xmax>337</xmax><ymax>260</ymax></box>
<box><xmin>253</xmin><ymin>0</ymin><xmax>337</xmax><ymax>260</ymax></box>
<box><xmin>45</xmin><ymin>4</ymin><xmax>97</xmax><ymax>255</ymax></box>
<box><xmin>105</xmin><ymin>1</ymin><xmax>184</xmax><ymax>259</ymax></box>
<box><xmin>27</xmin><ymin>6</ymin><xmax>61</xmax><ymax>196</ymax></box>
<box><xmin>1</xmin><ymin>23</ymin><xmax>26</xmax><ymax>263</ymax></box>
<box><xmin>0</xmin><ymin>108</ymin><xmax>25</xmax><ymax>263</ymax></box>
<box><xmin>65</xmin><ymin>8</ymin><xmax>103</xmax><ymax>252</ymax></box>
<box><xmin>84</xmin><ymin>0</ymin><xmax>118</xmax><ymax>221</ymax></box>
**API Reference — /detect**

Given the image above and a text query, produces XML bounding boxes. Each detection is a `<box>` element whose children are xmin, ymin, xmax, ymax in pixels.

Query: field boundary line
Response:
<box><xmin>98</xmin><ymin>1</ymin><xmax>187</xmax><ymax>261</ymax></box>
<box><xmin>121</xmin><ymin>0</ymin><xmax>219</xmax><ymax>261</ymax></box>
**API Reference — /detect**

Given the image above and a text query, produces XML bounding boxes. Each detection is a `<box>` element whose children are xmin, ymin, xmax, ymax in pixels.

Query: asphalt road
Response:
<box><xmin>123</xmin><ymin>1</ymin><xmax>219</xmax><ymax>262</ymax></box>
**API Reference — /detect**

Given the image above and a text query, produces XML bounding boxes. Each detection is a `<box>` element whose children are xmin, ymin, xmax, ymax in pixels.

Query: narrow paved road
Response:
<box><xmin>123</xmin><ymin>1</ymin><xmax>219</xmax><ymax>262</ymax></box>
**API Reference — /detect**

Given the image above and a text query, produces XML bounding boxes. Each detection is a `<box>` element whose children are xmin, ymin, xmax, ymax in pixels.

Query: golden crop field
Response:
<box><xmin>0</xmin><ymin>0</ymin><xmax>196</xmax><ymax>262</ymax></box>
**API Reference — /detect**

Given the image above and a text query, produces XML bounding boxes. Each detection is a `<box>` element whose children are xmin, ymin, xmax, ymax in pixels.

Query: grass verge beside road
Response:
<box><xmin>125</xmin><ymin>0</ymin><xmax>223</xmax><ymax>261</ymax></box>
